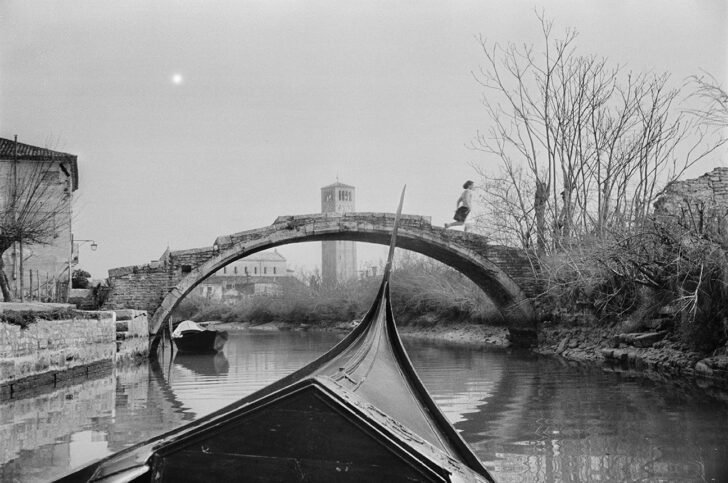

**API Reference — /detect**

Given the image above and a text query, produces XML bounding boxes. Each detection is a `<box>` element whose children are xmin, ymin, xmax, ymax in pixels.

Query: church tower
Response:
<box><xmin>321</xmin><ymin>181</ymin><xmax>357</xmax><ymax>286</ymax></box>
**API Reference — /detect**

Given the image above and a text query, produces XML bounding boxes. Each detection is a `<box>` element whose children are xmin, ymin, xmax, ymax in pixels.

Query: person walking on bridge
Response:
<box><xmin>445</xmin><ymin>180</ymin><xmax>474</xmax><ymax>232</ymax></box>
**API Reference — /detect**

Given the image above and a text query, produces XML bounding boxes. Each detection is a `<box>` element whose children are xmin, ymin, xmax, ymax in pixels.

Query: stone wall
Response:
<box><xmin>0</xmin><ymin>315</ymin><xmax>115</xmax><ymax>398</ymax></box>
<box><xmin>654</xmin><ymin>166</ymin><xmax>728</xmax><ymax>233</ymax></box>
<box><xmin>115</xmin><ymin>309</ymin><xmax>151</xmax><ymax>362</ymax></box>
<box><xmin>0</xmin><ymin>310</ymin><xmax>150</xmax><ymax>399</ymax></box>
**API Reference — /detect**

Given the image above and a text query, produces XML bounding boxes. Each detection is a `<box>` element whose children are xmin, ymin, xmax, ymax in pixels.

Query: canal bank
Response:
<box><xmin>0</xmin><ymin>306</ymin><xmax>149</xmax><ymax>400</ymax></box>
<box><xmin>214</xmin><ymin>317</ymin><xmax>728</xmax><ymax>389</ymax></box>
<box><xmin>535</xmin><ymin>323</ymin><xmax>728</xmax><ymax>386</ymax></box>
<box><xmin>397</xmin><ymin>318</ymin><xmax>728</xmax><ymax>390</ymax></box>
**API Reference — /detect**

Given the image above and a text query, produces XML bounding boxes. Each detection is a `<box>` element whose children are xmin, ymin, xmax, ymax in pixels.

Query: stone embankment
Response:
<box><xmin>0</xmin><ymin>306</ymin><xmax>149</xmax><ymax>400</ymax></box>
<box><xmin>403</xmin><ymin>320</ymin><xmax>728</xmax><ymax>388</ymax></box>
<box><xmin>536</xmin><ymin>324</ymin><xmax>728</xmax><ymax>387</ymax></box>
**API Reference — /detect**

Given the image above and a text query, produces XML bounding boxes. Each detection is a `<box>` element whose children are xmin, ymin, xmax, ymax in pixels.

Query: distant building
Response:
<box><xmin>196</xmin><ymin>249</ymin><xmax>294</xmax><ymax>304</ymax></box>
<box><xmin>0</xmin><ymin>137</ymin><xmax>79</xmax><ymax>301</ymax></box>
<box><xmin>321</xmin><ymin>181</ymin><xmax>357</xmax><ymax>286</ymax></box>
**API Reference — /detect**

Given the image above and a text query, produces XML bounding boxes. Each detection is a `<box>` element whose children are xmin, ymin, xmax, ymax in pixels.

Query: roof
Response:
<box><xmin>321</xmin><ymin>181</ymin><xmax>355</xmax><ymax>190</ymax></box>
<box><xmin>0</xmin><ymin>137</ymin><xmax>79</xmax><ymax>191</ymax></box>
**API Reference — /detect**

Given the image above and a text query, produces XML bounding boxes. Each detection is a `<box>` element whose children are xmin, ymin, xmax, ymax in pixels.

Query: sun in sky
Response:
<box><xmin>171</xmin><ymin>73</ymin><xmax>184</xmax><ymax>85</ymax></box>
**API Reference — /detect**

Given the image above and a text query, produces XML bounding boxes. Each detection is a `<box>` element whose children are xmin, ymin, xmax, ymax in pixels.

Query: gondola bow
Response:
<box><xmin>57</xmin><ymin>187</ymin><xmax>496</xmax><ymax>483</ymax></box>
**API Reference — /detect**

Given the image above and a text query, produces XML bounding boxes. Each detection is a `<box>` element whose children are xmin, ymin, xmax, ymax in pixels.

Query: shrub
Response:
<box><xmin>72</xmin><ymin>269</ymin><xmax>92</xmax><ymax>289</ymax></box>
<box><xmin>0</xmin><ymin>308</ymin><xmax>100</xmax><ymax>329</ymax></box>
<box><xmin>169</xmin><ymin>254</ymin><xmax>499</xmax><ymax>327</ymax></box>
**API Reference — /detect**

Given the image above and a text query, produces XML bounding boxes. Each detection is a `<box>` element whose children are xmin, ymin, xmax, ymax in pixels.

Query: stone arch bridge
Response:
<box><xmin>102</xmin><ymin>213</ymin><xmax>541</xmax><ymax>345</ymax></box>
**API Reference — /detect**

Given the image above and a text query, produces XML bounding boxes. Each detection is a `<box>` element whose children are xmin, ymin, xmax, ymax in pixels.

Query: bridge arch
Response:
<box><xmin>148</xmin><ymin>213</ymin><xmax>538</xmax><ymax>342</ymax></box>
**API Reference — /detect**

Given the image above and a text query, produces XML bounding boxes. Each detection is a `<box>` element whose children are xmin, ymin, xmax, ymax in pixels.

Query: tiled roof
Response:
<box><xmin>0</xmin><ymin>137</ymin><xmax>79</xmax><ymax>191</ymax></box>
<box><xmin>0</xmin><ymin>137</ymin><xmax>76</xmax><ymax>160</ymax></box>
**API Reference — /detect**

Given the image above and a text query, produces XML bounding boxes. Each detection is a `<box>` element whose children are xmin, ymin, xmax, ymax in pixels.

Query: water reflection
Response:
<box><xmin>404</xmin><ymin>339</ymin><xmax>728</xmax><ymax>483</ymax></box>
<box><xmin>174</xmin><ymin>352</ymin><xmax>230</xmax><ymax>377</ymax></box>
<box><xmin>1</xmin><ymin>330</ymin><xmax>727</xmax><ymax>482</ymax></box>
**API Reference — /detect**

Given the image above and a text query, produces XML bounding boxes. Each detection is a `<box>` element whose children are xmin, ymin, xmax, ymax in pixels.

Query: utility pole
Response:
<box><xmin>13</xmin><ymin>135</ymin><xmax>20</xmax><ymax>300</ymax></box>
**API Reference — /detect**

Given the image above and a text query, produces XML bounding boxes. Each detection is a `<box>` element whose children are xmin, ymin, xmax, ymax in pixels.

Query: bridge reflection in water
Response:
<box><xmin>1</xmin><ymin>330</ymin><xmax>727</xmax><ymax>482</ymax></box>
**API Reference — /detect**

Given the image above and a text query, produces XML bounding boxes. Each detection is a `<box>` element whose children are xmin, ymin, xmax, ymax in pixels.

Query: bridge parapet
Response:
<box><xmin>213</xmin><ymin>213</ymin><xmax>432</xmax><ymax>251</ymax></box>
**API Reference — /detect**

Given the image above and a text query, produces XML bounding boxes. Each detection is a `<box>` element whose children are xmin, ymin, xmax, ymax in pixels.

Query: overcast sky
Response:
<box><xmin>1</xmin><ymin>0</ymin><xmax>726</xmax><ymax>278</ymax></box>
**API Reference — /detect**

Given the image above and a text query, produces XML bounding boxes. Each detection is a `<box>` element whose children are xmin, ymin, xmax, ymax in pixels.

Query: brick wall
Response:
<box><xmin>103</xmin><ymin>247</ymin><xmax>216</xmax><ymax>314</ymax></box>
<box><xmin>104</xmin><ymin>264</ymin><xmax>175</xmax><ymax>314</ymax></box>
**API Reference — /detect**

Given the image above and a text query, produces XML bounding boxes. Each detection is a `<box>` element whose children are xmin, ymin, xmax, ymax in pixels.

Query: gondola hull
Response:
<box><xmin>133</xmin><ymin>379</ymin><xmax>481</xmax><ymax>482</ymax></box>
<box><xmin>172</xmin><ymin>329</ymin><xmax>227</xmax><ymax>353</ymax></box>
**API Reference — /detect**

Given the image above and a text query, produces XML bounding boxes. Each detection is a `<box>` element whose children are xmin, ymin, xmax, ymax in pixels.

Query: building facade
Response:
<box><xmin>0</xmin><ymin>137</ymin><xmax>78</xmax><ymax>301</ymax></box>
<box><xmin>320</xmin><ymin>181</ymin><xmax>357</xmax><ymax>286</ymax></box>
<box><xmin>196</xmin><ymin>249</ymin><xmax>293</xmax><ymax>304</ymax></box>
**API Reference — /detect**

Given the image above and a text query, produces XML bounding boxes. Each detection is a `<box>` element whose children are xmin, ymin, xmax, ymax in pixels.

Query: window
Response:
<box><xmin>273</xmin><ymin>267</ymin><xmax>277</xmax><ymax>274</ymax></box>
<box><xmin>223</xmin><ymin>267</ymin><xmax>227</xmax><ymax>274</ymax></box>
<box><xmin>264</xmin><ymin>267</ymin><xmax>267</xmax><ymax>274</ymax></box>
<box><xmin>254</xmin><ymin>267</ymin><xmax>257</xmax><ymax>274</ymax></box>
<box><xmin>234</xmin><ymin>266</ymin><xmax>238</xmax><ymax>274</ymax></box>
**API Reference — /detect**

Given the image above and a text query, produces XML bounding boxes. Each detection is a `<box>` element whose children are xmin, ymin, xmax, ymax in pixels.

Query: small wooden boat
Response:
<box><xmin>171</xmin><ymin>320</ymin><xmax>228</xmax><ymax>353</ymax></box>
<box><xmin>56</xmin><ymin>188</ymin><xmax>496</xmax><ymax>483</ymax></box>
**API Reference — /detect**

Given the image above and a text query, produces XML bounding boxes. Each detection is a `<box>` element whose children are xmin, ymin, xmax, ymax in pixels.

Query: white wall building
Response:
<box><xmin>196</xmin><ymin>249</ymin><xmax>291</xmax><ymax>303</ymax></box>
<box><xmin>0</xmin><ymin>137</ymin><xmax>78</xmax><ymax>301</ymax></box>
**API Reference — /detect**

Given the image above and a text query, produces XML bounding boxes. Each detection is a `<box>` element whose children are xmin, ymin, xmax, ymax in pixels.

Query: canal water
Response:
<box><xmin>2</xmin><ymin>329</ymin><xmax>727</xmax><ymax>482</ymax></box>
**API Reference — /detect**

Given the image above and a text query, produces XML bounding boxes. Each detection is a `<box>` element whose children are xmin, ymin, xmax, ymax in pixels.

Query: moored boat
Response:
<box><xmin>171</xmin><ymin>320</ymin><xmax>227</xmax><ymax>353</ymax></box>
<box><xmin>56</xmin><ymin>187</ymin><xmax>496</xmax><ymax>483</ymax></box>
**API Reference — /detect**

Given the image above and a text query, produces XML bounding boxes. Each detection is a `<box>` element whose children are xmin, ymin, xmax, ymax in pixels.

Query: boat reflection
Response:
<box><xmin>173</xmin><ymin>352</ymin><xmax>230</xmax><ymax>377</ymax></box>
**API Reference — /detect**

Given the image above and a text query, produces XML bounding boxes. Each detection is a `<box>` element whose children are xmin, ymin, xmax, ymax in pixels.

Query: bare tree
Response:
<box><xmin>687</xmin><ymin>73</ymin><xmax>728</xmax><ymax>128</ymax></box>
<box><xmin>471</xmin><ymin>12</ymin><xmax>725</xmax><ymax>254</ymax></box>
<box><xmin>469</xmin><ymin>14</ymin><xmax>728</xmax><ymax>333</ymax></box>
<box><xmin>0</xmin><ymin>144</ymin><xmax>70</xmax><ymax>301</ymax></box>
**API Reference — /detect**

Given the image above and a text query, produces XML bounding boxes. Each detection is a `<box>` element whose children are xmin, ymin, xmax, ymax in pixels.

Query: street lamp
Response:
<box><xmin>76</xmin><ymin>239</ymin><xmax>98</xmax><ymax>251</ymax></box>
<box><xmin>68</xmin><ymin>237</ymin><xmax>99</xmax><ymax>302</ymax></box>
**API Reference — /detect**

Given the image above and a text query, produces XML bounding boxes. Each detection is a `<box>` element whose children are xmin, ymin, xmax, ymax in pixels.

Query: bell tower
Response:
<box><xmin>321</xmin><ymin>181</ymin><xmax>357</xmax><ymax>285</ymax></box>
